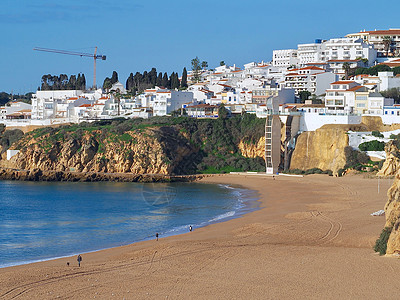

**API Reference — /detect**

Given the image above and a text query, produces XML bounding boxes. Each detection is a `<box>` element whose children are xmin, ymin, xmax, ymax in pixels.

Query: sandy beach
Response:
<box><xmin>0</xmin><ymin>173</ymin><xmax>398</xmax><ymax>299</ymax></box>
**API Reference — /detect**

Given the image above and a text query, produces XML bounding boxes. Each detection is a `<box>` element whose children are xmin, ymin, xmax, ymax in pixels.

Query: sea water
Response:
<box><xmin>0</xmin><ymin>180</ymin><xmax>259</xmax><ymax>268</ymax></box>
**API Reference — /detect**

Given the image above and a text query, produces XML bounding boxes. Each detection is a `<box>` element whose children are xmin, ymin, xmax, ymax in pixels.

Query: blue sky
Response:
<box><xmin>1</xmin><ymin>0</ymin><xmax>399</xmax><ymax>94</ymax></box>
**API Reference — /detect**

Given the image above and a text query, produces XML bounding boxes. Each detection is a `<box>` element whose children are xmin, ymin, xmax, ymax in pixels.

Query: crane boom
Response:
<box><xmin>33</xmin><ymin>47</ymin><xmax>106</xmax><ymax>89</ymax></box>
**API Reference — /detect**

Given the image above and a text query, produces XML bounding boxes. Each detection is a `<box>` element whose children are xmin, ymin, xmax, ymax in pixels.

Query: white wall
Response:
<box><xmin>299</xmin><ymin>113</ymin><xmax>362</xmax><ymax>131</ymax></box>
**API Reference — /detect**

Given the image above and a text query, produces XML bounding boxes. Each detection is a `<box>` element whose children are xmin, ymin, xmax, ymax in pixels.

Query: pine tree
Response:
<box><xmin>157</xmin><ymin>72</ymin><xmax>163</xmax><ymax>87</ymax></box>
<box><xmin>103</xmin><ymin>77</ymin><xmax>112</xmax><ymax>90</ymax></box>
<box><xmin>149</xmin><ymin>68</ymin><xmax>157</xmax><ymax>86</ymax></box>
<box><xmin>126</xmin><ymin>73</ymin><xmax>134</xmax><ymax>90</ymax></box>
<box><xmin>162</xmin><ymin>72</ymin><xmax>169</xmax><ymax>88</ymax></box>
<box><xmin>191</xmin><ymin>56</ymin><xmax>201</xmax><ymax>83</ymax></box>
<box><xmin>111</xmin><ymin>71</ymin><xmax>118</xmax><ymax>84</ymax></box>
<box><xmin>181</xmin><ymin>67</ymin><xmax>188</xmax><ymax>88</ymax></box>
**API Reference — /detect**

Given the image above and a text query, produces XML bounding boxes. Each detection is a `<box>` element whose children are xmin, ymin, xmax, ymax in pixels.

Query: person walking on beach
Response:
<box><xmin>189</xmin><ymin>225</ymin><xmax>192</xmax><ymax>232</ymax></box>
<box><xmin>77</xmin><ymin>254</ymin><xmax>82</xmax><ymax>267</ymax></box>
<box><xmin>156</xmin><ymin>233</ymin><xmax>159</xmax><ymax>241</ymax></box>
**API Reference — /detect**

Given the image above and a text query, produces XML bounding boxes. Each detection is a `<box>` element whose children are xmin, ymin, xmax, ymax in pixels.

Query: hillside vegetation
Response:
<box><xmin>6</xmin><ymin>114</ymin><xmax>266</xmax><ymax>175</ymax></box>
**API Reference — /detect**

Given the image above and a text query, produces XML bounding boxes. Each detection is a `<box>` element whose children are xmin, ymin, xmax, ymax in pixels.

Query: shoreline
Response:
<box><xmin>1</xmin><ymin>173</ymin><xmax>399</xmax><ymax>299</ymax></box>
<box><xmin>0</xmin><ymin>180</ymin><xmax>260</xmax><ymax>270</ymax></box>
<box><xmin>0</xmin><ymin>167</ymin><xmax>205</xmax><ymax>182</ymax></box>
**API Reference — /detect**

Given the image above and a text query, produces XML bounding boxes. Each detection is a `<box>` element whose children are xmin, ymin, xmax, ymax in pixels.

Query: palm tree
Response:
<box><xmin>342</xmin><ymin>62</ymin><xmax>351</xmax><ymax>80</ymax></box>
<box><xmin>383</xmin><ymin>36</ymin><xmax>392</xmax><ymax>57</ymax></box>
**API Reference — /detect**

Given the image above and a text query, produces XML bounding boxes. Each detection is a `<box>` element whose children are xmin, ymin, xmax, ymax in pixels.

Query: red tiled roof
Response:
<box><xmin>300</xmin><ymin>66</ymin><xmax>324</xmax><ymax>70</ymax></box>
<box><xmin>187</xmin><ymin>104</ymin><xmax>218</xmax><ymax>108</ymax></box>
<box><xmin>346</xmin><ymin>86</ymin><xmax>364</xmax><ymax>91</ymax></box>
<box><xmin>331</xmin><ymin>80</ymin><xmax>357</xmax><ymax>85</ymax></box>
<box><xmin>365</xmin><ymin>29</ymin><xmax>400</xmax><ymax>35</ymax></box>
<box><xmin>379</xmin><ymin>62</ymin><xmax>400</xmax><ymax>67</ymax></box>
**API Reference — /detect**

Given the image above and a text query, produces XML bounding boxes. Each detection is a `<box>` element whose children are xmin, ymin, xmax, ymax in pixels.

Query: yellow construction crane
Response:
<box><xmin>33</xmin><ymin>47</ymin><xmax>106</xmax><ymax>89</ymax></box>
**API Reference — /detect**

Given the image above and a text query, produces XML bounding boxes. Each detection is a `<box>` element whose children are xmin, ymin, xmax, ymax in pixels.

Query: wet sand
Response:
<box><xmin>0</xmin><ymin>173</ymin><xmax>398</xmax><ymax>299</ymax></box>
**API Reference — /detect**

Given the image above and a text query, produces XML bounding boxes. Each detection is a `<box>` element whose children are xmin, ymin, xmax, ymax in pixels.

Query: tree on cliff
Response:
<box><xmin>162</xmin><ymin>72</ymin><xmax>169</xmax><ymax>88</ymax></box>
<box><xmin>218</xmin><ymin>104</ymin><xmax>229</xmax><ymax>119</ymax></box>
<box><xmin>191</xmin><ymin>56</ymin><xmax>201</xmax><ymax>83</ymax></box>
<box><xmin>342</xmin><ymin>62</ymin><xmax>351</xmax><ymax>80</ymax></box>
<box><xmin>298</xmin><ymin>91</ymin><xmax>311</xmax><ymax>103</ymax></box>
<box><xmin>40</xmin><ymin>74</ymin><xmax>86</xmax><ymax>90</ymax></box>
<box><xmin>381</xmin><ymin>88</ymin><xmax>400</xmax><ymax>104</ymax></box>
<box><xmin>181</xmin><ymin>67</ymin><xmax>188</xmax><ymax>89</ymax></box>
<box><xmin>103</xmin><ymin>77</ymin><xmax>112</xmax><ymax>91</ymax></box>
<box><xmin>111</xmin><ymin>71</ymin><xmax>119</xmax><ymax>84</ymax></box>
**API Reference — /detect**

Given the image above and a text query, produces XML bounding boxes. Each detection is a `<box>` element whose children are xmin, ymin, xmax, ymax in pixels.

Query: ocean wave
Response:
<box><xmin>209</xmin><ymin>210</ymin><xmax>236</xmax><ymax>222</ymax></box>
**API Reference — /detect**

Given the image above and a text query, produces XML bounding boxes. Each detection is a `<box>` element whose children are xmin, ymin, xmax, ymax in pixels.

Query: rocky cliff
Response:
<box><xmin>377</xmin><ymin>141</ymin><xmax>400</xmax><ymax>254</ymax></box>
<box><xmin>377</xmin><ymin>141</ymin><xmax>400</xmax><ymax>177</ymax></box>
<box><xmin>238</xmin><ymin>137</ymin><xmax>265</xmax><ymax>159</ymax></box>
<box><xmin>1</xmin><ymin>116</ymin><xmax>266</xmax><ymax>177</ymax></box>
<box><xmin>290</xmin><ymin>126</ymin><xmax>350</xmax><ymax>174</ymax></box>
<box><xmin>6</xmin><ymin>127</ymin><xmax>197</xmax><ymax>175</ymax></box>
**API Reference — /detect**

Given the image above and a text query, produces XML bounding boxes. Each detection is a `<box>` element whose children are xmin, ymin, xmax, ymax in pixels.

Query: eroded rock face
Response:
<box><xmin>377</xmin><ymin>141</ymin><xmax>400</xmax><ymax>177</ymax></box>
<box><xmin>384</xmin><ymin>172</ymin><xmax>400</xmax><ymax>254</ymax></box>
<box><xmin>290</xmin><ymin>127</ymin><xmax>349</xmax><ymax>174</ymax></box>
<box><xmin>7</xmin><ymin>128</ymin><xmax>197</xmax><ymax>175</ymax></box>
<box><xmin>238</xmin><ymin>137</ymin><xmax>265</xmax><ymax>159</ymax></box>
<box><xmin>378</xmin><ymin>141</ymin><xmax>400</xmax><ymax>254</ymax></box>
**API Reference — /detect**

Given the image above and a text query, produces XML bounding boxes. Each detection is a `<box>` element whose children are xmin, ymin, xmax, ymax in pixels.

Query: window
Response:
<box><xmin>392</xmin><ymin>111</ymin><xmax>394</xmax><ymax>115</ymax></box>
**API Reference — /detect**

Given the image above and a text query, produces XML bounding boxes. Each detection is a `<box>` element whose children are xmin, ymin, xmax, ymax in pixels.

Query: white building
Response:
<box><xmin>378</xmin><ymin>72</ymin><xmax>400</xmax><ymax>91</ymax></box>
<box><xmin>283</xmin><ymin>66</ymin><xmax>337</xmax><ymax>95</ymax></box>
<box><xmin>0</xmin><ymin>101</ymin><xmax>32</xmax><ymax>121</ymax></box>
<box><xmin>352</xmin><ymin>72</ymin><xmax>400</xmax><ymax>92</ymax></box>
<box><xmin>346</xmin><ymin>29</ymin><xmax>400</xmax><ymax>56</ymax></box>
<box><xmin>322</xmin><ymin>37</ymin><xmax>376</xmax><ymax>66</ymax></box>
<box><xmin>31</xmin><ymin>90</ymin><xmax>82</xmax><ymax>120</ymax></box>
<box><xmin>110</xmin><ymin>81</ymin><xmax>127</xmax><ymax>94</ymax></box>
<box><xmin>153</xmin><ymin>90</ymin><xmax>194</xmax><ymax>116</ymax></box>
<box><xmin>287</xmin><ymin>37</ymin><xmax>376</xmax><ymax>70</ymax></box>
<box><xmin>325</xmin><ymin>80</ymin><xmax>361</xmax><ymax>113</ymax></box>
<box><xmin>297</xmin><ymin>40</ymin><xmax>324</xmax><ymax>66</ymax></box>
<box><xmin>273</xmin><ymin>49</ymin><xmax>299</xmax><ymax>70</ymax></box>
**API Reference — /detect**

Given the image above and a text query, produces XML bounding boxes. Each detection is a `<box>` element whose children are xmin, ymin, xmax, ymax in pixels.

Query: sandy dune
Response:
<box><xmin>0</xmin><ymin>174</ymin><xmax>399</xmax><ymax>299</ymax></box>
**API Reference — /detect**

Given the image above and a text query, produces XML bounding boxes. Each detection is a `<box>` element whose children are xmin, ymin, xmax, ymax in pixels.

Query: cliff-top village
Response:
<box><xmin>3</xmin><ymin>29</ymin><xmax>400</xmax><ymax>129</ymax></box>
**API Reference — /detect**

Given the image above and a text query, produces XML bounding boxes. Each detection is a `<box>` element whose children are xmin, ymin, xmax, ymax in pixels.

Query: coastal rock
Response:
<box><xmin>384</xmin><ymin>172</ymin><xmax>400</xmax><ymax>254</ymax></box>
<box><xmin>290</xmin><ymin>126</ymin><xmax>349</xmax><ymax>174</ymax></box>
<box><xmin>377</xmin><ymin>141</ymin><xmax>400</xmax><ymax>177</ymax></box>
<box><xmin>5</xmin><ymin>127</ymin><xmax>197</xmax><ymax>176</ymax></box>
<box><xmin>238</xmin><ymin>137</ymin><xmax>265</xmax><ymax>158</ymax></box>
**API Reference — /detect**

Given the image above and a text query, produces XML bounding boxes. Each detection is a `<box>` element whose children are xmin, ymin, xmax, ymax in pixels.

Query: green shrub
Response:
<box><xmin>305</xmin><ymin>168</ymin><xmax>323</xmax><ymax>175</ymax></box>
<box><xmin>359</xmin><ymin>140</ymin><xmax>385</xmax><ymax>151</ymax></box>
<box><xmin>371</xmin><ymin>131</ymin><xmax>384</xmax><ymax>138</ymax></box>
<box><xmin>0</xmin><ymin>129</ymin><xmax>24</xmax><ymax>153</ymax></box>
<box><xmin>287</xmin><ymin>169</ymin><xmax>305</xmax><ymax>175</ymax></box>
<box><xmin>374</xmin><ymin>227</ymin><xmax>393</xmax><ymax>255</ymax></box>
